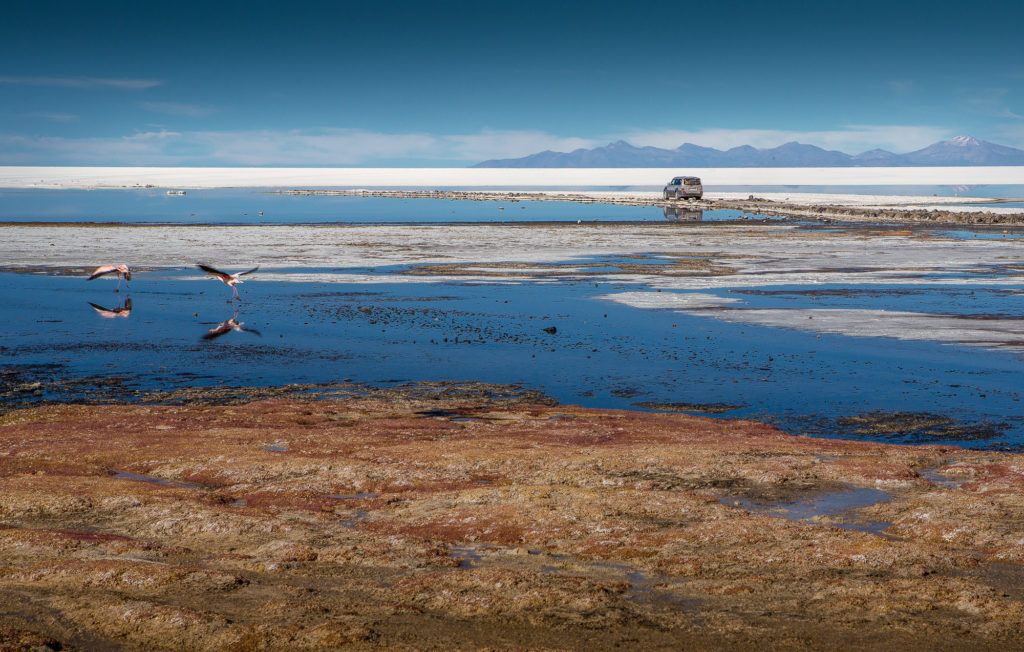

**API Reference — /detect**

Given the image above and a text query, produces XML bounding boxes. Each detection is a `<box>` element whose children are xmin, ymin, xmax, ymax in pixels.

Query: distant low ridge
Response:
<box><xmin>474</xmin><ymin>136</ymin><xmax>1024</xmax><ymax>168</ymax></box>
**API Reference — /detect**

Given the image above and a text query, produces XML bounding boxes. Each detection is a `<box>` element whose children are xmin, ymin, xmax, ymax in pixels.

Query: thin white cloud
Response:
<box><xmin>192</xmin><ymin>129</ymin><xmax>439</xmax><ymax>165</ymax></box>
<box><xmin>993</xmin><ymin>123</ymin><xmax>1024</xmax><ymax>149</ymax></box>
<box><xmin>885</xmin><ymin>80</ymin><xmax>915</xmax><ymax>95</ymax></box>
<box><xmin>0</xmin><ymin>128</ymin><xmax>600</xmax><ymax>165</ymax></box>
<box><xmin>23</xmin><ymin>111</ymin><xmax>79</xmax><ymax>123</ymax></box>
<box><xmin>0</xmin><ymin>76</ymin><xmax>161</xmax><ymax>90</ymax></box>
<box><xmin>443</xmin><ymin>130</ymin><xmax>598</xmax><ymax>160</ymax></box>
<box><xmin>139</xmin><ymin>101</ymin><xmax>216</xmax><ymax>117</ymax></box>
<box><xmin>616</xmin><ymin>126</ymin><xmax>954</xmax><ymax>154</ymax></box>
<box><xmin>962</xmin><ymin>88</ymin><xmax>1023</xmax><ymax>121</ymax></box>
<box><xmin>0</xmin><ymin>124</ymin><xmax>970</xmax><ymax>166</ymax></box>
<box><xmin>0</xmin><ymin>131</ymin><xmax>181</xmax><ymax>165</ymax></box>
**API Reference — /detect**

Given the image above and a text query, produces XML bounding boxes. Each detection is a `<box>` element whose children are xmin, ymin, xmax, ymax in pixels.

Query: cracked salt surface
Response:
<box><xmin>601</xmin><ymin>295</ymin><xmax>1024</xmax><ymax>353</ymax></box>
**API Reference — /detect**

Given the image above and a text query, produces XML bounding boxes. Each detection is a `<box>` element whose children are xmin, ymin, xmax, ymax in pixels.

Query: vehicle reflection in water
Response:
<box><xmin>88</xmin><ymin>297</ymin><xmax>132</xmax><ymax>319</ymax></box>
<box><xmin>663</xmin><ymin>207</ymin><xmax>703</xmax><ymax>222</ymax></box>
<box><xmin>202</xmin><ymin>310</ymin><xmax>262</xmax><ymax>341</ymax></box>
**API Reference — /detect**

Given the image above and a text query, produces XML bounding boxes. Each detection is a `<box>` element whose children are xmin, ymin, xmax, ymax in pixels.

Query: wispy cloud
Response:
<box><xmin>0</xmin><ymin>131</ymin><xmax>181</xmax><ymax>165</ymax></box>
<box><xmin>0</xmin><ymin>128</ymin><xmax>599</xmax><ymax>165</ymax></box>
<box><xmin>139</xmin><ymin>101</ymin><xmax>216</xmax><ymax>117</ymax></box>
<box><xmin>962</xmin><ymin>88</ymin><xmax>1023</xmax><ymax>120</ymax></box>
<box><xmin>993</xmin><ymin>123</ymin><xmax>1024</xmax><ymax>148</ymax></box>
<box><xmin>437</xmin><ymin>130</ymin><xmax>597</xmax><ymax>161</ymax></box>
<box><xmin>0</xmin><ymin>76</ymin><xmax>161</xmax><ymax>90</ymax></box>
<box><xmin>23</xmin><ymin>111</ymin><xmax>79</xmax><ymax>123</ymax></box>
<box><xmin>885</xmin><ymin>80</ymin><xmax>915</xmax><ymax>95</ymax></box>
<box><xmin>0</xmin><ymin>125</ymin><xmax>965</xmax><ymax>166</ymax></box>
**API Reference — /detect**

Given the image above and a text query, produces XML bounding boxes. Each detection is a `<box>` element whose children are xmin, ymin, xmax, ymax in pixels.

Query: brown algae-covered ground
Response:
<box><xmin>2</xmin><ymin>388</ymin><xmax>1024</xmax><ymax>650</ymax></box>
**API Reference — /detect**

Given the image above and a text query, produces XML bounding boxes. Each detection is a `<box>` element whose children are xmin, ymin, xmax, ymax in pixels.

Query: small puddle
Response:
<box><xmin>919</xmin><ymin>467</ymin><xmax>966</xmax><ymax>489</ymax></box>
<box><xmin>325</xmin><ymin>491</ymin><xmax>378</xmax><ymax>501</ymax></box>
<box><xmin>721</xmin><ymin>486</ymin><xmax>893</xmax><ymax>535</ymax></box>
<box><xmin>450</xmin><ymin>545</ymin><xmax>485</xmax><ymax>569</ymax></box>
<box><xmin>447</xmin><ymin>544</ymin><xmax>701</xmax><ymax>610</ymax></box>
<box><xmin>323</xmin><ymin>493</ymin><xmax>376</xmax><ymax>527</ymax></box>
<box><xmin>339</xmin><ymin>509</ymin><xmax>368</xmax><ymax>528</ymax></box>
<box><xmin>547</xmin><ymin>413</ymin><xmax>576</xmax><ymax>421</ymax></box>
<box><xmin>542</xmin><ymin>557</ymin><xmax>700</xmax><ymax>611</ymax></box>
<box><xmin>264</xmin><ymin>442</ymin><xmax>289</xmax><ymax>452</ymax></box>
<box><xmin>111</xmin><ymin>470</ymin><xmax>206</xmax><ymax>490</ymax></box>
<box><xmin>416</xmin><ymin>409</ymin><xmax>462</xmax><ymax>418</ymax></box>
<box><xmin>415</xmin><ymin>409</ymin><xmax>483</xmax><ymax>423</ymax></box>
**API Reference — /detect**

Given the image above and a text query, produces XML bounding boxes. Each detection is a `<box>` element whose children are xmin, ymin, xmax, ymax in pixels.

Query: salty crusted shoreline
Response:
<box><xmin>1</xmin><ymin>387</ymin><xmax>1023</xmax><ymax>649</ymax></box>
<box><xmin>282</xmin><ymin>188</ymin><xmax>1024</xmax><ymax>225</ymax></box>
<box><xmin>3</xmin><ymin>218</ymin><xmax>1023</xmax><ymax>357</ymax></box>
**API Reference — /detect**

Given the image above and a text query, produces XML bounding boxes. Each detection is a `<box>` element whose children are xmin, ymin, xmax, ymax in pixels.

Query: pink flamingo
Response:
<box><xmin>197</xmin><ymin>264</ymin><xmax>259</xmax><ymax>301</ymax></box>
<box><xmin>88</xmin><ymin>264</ymin><xmax>132</xmax><ymax>292</ymax></box>
<box><xmin>202</xmin><ymin>310</ymin><xmax>261</xmax><ymax>340</ymax></box>
<box><xmin>88</xmin><ymin>298</ymin><xmax>133</xmax><ymax>319</ymax></box>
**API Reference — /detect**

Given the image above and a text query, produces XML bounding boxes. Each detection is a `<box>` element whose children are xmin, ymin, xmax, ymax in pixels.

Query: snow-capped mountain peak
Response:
<box><xmin>949</xmin><ymin>135</ymin><xmax>981</xmax><ymax>146</ymax></box>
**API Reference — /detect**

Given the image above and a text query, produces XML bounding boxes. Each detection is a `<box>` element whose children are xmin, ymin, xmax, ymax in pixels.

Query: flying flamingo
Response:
<box><xmin>202</xmin><ymin>310</ymin><xmax>261</xmax><ymax>340</ymax></box>
<box><xmin>88</xmin><ymin>264</ymin><xmax>132</xmax><ymax>292</ymax></box>
<box><xmin>88</xmin><ymin>297</ymin><xmax>133</xmax><ymax>319</ymax></box>
<box><xmin>196</xmin><ymin>264</ymin><xmax>260</xmax><ymax>301</ymax></box>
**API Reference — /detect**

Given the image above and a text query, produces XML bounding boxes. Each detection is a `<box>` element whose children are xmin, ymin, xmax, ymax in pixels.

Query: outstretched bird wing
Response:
<box><xmin>88</xmin><ymin>301</ymin><xmax>115</xmax><ymax>317</ymax></box>
<box><xmin>237</xmin><ymin>266</ymin><xmax>260</xmax><ymax>277</ymax></box>
<box><xmin>202</xmin><ymin>321</ymin><xmax>233</xmax><ymax>340</ymax></box>
<box><xmin>197</xmin><ymin>264</ymin><xmax>232</xmax><ymax>282</ymax></box>
<box><xmin>88</xmin><ymin>265</ymin><xmax>117</xmax><ymax>280</ymax></box>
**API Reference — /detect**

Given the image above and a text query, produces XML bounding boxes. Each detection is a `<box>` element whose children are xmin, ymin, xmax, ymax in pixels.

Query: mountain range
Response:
<box><xmin>474</xmin><ymin>136</ymin><xmax>1024</xmax><ymax>168</ymax></box>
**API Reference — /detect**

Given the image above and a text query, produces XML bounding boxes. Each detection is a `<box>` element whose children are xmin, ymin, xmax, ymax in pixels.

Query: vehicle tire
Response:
<box><xmin>674</xmin><ymin>191</ymin><xmax>682</xmax><ymax>200</ymax></box>
<box><xmin>663</xmin><ymin>191</ymin><xmax>670</xmax><ymax>200</ymax></box>
<box><xmin>696</xmin><ymin>194</ymin><xmax>703</xmax><ymax>200</ymax></box>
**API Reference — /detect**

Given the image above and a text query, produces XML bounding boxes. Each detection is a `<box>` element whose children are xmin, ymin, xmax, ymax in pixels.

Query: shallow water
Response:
<box><xmin>0</xmin><ymin>189</ymin><xmax>739</xmax><ymax>224</ymax></box>
<box><xmin>941</xmin><ymin>229</ymin><xmax>1024</xmax><ymax>240</ymax></box>
<box><xmin>2</xmin><ymin>263</ymin><xmax>1023</xmax><ymax>449</ymax></box>
<box><xmin>112</xmin><ymin>470</ymin><xmax>205</xmax><ymax>490</ymax></box>
<box><xmin>6</xmin><ymin>187</ymin><xmax>1015</xmax><ymax>225</ymax></box>
<box><xmin>721</xmin><ymin>486</ymin><xmax>893</xmax><ymax>535</ymax></box>
<box><xmin>3</xmin><ymin>193</ymin><xmax>1024</xmax><ymax>449</ymax></box>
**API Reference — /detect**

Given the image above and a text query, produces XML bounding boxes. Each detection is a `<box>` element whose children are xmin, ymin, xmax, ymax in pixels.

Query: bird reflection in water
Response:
<box><xmin>88</xmin><ymin>297</ymin><xmax>132</xmax><ymax>318</ymax></box>
<box><xmin>202</xmin><ymin>310</ymin><xmax>262</xmax><ymax>341</ymax></box>
<box><xmin>663</xmin><ymin>207</ymin><xmax>704</xmax><ymax>222</ymax></box>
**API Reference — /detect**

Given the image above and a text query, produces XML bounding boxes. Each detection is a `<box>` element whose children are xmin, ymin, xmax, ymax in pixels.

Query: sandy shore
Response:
<box><xmin>1</xmin><ymin>386</ymin><xmax>1022</xmax><ymax>649</ymax></box>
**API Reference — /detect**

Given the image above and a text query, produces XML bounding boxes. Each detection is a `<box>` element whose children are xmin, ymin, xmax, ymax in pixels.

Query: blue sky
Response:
<box><xmin>1</xmin><ymin>0</ymin><xmax>1022</xmax><ymax>165</ymax></box>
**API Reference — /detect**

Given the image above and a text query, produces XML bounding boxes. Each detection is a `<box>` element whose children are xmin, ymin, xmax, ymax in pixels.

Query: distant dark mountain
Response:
<box><xmin>474</xmin><ymin>136</ymin><xmax>1024</xmax><ymax>167</ymax></box>
<box><xmin>852</xmin><ymin>148</ymin><xmax>901</xmax><ymax>165</ymax></box>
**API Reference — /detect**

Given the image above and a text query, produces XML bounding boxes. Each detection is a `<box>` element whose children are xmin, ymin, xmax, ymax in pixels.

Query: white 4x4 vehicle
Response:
<box><xmin>663</xmin><ymin>176</ymin><xmax>703</xmax><ymax>200</ymax></box>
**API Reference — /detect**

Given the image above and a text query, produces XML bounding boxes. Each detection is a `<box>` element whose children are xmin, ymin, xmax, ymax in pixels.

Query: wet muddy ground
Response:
<box><xmin>2</xmin><ymin>391</ymin><xmax>1024</xmax><ymax>649</ymax></box>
